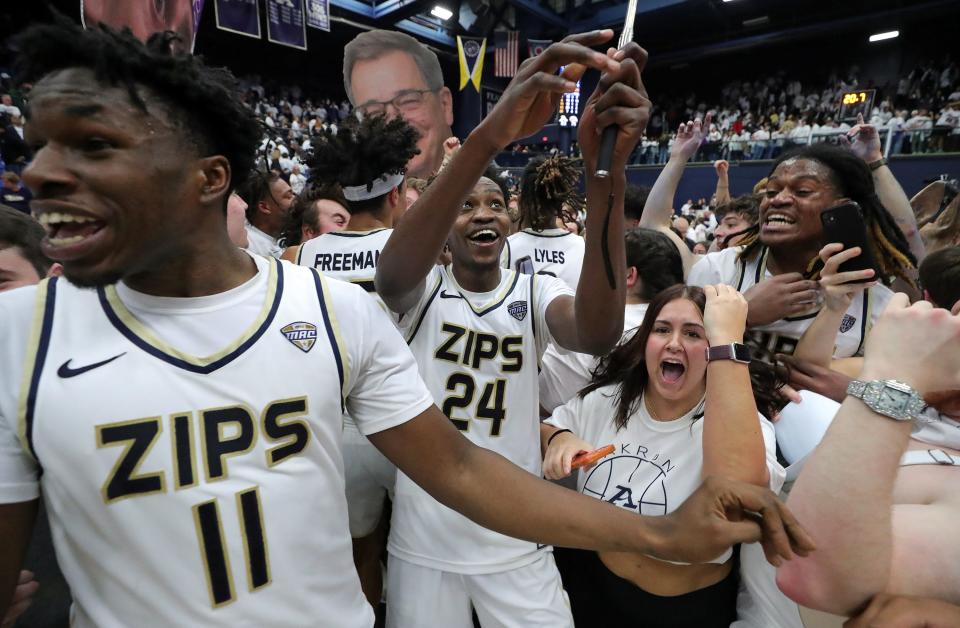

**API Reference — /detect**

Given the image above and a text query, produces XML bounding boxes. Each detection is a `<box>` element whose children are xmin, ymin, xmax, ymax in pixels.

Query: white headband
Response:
<box><xmin>342</xmin><ymin>172</ymin><xmax>405</xmax><ymax>201</ymax></box>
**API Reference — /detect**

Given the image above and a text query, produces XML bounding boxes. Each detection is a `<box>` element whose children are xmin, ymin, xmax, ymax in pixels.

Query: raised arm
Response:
<box><xmin>639</xmin><ymin>115</ymin><xmax>711</xmax><ymax>276</ymax></box>
<box><xmin>544</xmin><ymin>42</ymin><xmax>651</xmax><ymax>355</ymax></box>
<box><xmin>375</xmin><ymin>31</ymin><xmax>622</xmax><ymax>314</ymax></box>
<box><xmin>777</xmin><ymin>295</ymin><xmax>960</xmax><ymax>615</ymax></box>
<box><xmin>713</xmin><ymin>159</ymin><xmax>731</xmax><ymax>207</ymax></box>
<box><xmin>842</xmin><ymin>114</ymin><xmax>925</xmax><ymax>265</ymax></box>
<box><xmin>702</xmin><ymin>284</ymin><xmax>769</xmax><ymax>485</ymax></box>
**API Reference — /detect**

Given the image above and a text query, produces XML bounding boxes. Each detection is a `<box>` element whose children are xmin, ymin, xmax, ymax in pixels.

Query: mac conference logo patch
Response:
<box><xmin>839</xmin><ymin>314</ymin><xmax>857</xmax><ymax>333</ymax></box>
<box><xmin>508</xmin><ymin>300</ymin><xmax>528</xmax><ymax>321</ymax></box>
<box><xmin>281</xmin><ymin>321</ymin><xmax>318</xmax><ymax>353</ymax></box>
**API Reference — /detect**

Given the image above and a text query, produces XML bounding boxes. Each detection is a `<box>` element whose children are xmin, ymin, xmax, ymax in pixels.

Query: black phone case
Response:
<box><xmin>819</xmin><ymin>202</ymin><xmax>878</xmax><ymax>279</ymax></box>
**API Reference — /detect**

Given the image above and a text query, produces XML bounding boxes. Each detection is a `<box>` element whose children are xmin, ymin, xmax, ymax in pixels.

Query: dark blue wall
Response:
<box><xmin>624</xmin><ymin>156</ymin><xmax>960</xmax><ymax>207</ymax></box>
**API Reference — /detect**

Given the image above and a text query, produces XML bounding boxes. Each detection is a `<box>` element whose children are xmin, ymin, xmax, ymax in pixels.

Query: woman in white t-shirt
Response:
<box><xmin>541</xmin><ymin>284</ymin><xmax>785</xmax><ymax>628</ymax></box>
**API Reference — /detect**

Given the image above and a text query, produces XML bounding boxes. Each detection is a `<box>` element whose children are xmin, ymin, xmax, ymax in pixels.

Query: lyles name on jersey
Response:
<box><xmin>534</xmin><ymin>249</ymin><xmax>565</xmax><ymax>264</ymax></box>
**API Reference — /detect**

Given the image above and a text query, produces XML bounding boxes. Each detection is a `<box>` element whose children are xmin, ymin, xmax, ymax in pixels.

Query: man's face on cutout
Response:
<box><xmin>83</xmin><ymin>0</ymin><xmax>196</xmax><ymax>52</ymax></box>
<box><xmin>350</xmin><ymin>50</ymin><xmax>453</xmax><ymax>179</ymax></box>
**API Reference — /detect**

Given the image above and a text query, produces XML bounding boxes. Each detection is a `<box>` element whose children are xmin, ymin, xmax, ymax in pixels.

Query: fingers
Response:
<box><xmin>562</xmin><ymin>448</ymin><xmax>581</xmax><ymax>477</ymax></box>
<box><xmin>16</xmin><ymin>571</ymin><xmax>34</xmax><ymax>585</ymax></box>
<box><xmin>528</xmin><ymin>36</ymin><xmax>619</xmax><ymax>78</ymax></box>
<box><xmin>818</xmin><ymin>242</ymin><xmax>847</xmax><ymax>264</ymax></box>
<box><xmin>780</xmin><ymin>383</ymin><xmax>802</xmax><ymax>404</ymax></box>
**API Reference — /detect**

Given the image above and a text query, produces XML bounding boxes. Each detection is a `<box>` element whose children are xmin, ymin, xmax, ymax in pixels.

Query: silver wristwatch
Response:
<box><xmin>846</xmin><ymin>379</ymin><xmax>927</xmax><ymax>422</ymax></box>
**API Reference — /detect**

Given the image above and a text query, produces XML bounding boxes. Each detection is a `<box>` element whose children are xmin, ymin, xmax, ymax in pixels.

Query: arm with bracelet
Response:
<box><xmin>777</xmin><ymin>294</ymin><xmax>960</xmax><ymax>615</ymax></box>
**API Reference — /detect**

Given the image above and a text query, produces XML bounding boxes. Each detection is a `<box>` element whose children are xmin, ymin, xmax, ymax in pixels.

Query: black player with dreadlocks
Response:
<box><xmin>293</xmin><ymin>112</ymin><xmax>419</xmax><ymax>611</ymax></box>
<box><xmin>688</xmin><ymin>143</ymin><xmax>916</xmax><ymax>362</ymax></box>
<box><xmin>505</xmin><ymin>155</ymin><xmax>586</xmax><ymax>289</ymax></box>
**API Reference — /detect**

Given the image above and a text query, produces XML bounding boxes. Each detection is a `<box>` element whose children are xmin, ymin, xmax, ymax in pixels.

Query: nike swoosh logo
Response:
<box><xmin>439</xmin><ymin>290</ymin><xmax>463</xmax><ymax>300</ymax></box>
<box><xmin>57</xmin><ymin>353</ymin><xmax>126</xmax><ymax>378</ymax></box>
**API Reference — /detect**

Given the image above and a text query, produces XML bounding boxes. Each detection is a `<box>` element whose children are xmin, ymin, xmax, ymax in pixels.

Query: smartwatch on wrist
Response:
<box><xmin>705</xmin><ymin>343</ymin><xmax>751</xmax><ymax>364</ymax></box>
<box><xmin>868</xmin><ymin>157</ymin><xmax>888</xmax><ymax>171</ymax></box>
<box><xmin>845</xmin><ymin>379</ymin><xmax>926</xmax><ymax>423</ymax></box>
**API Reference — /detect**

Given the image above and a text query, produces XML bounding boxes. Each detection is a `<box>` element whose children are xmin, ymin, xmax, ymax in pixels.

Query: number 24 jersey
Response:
<box><xmin>389</xmin><ymin>265</ymin><xmax>573</xmax><ymax>574</ymax></box>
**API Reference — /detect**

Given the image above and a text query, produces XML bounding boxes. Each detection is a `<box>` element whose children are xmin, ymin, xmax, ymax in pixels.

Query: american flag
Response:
<box><xmin>494</xmin><ymin>31</ymin><xmax>519</xmax><ymax>77</ymax></box>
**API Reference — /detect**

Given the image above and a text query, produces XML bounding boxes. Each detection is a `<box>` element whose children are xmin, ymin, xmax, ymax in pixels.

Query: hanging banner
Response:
<box><xmin>214</xmin><ymin>0</ymin><xmax>261</xmax><ymax>39</ymax></box>
<box><xmin>305</xmin><ymin>0</ymin><xmax>330</xmax><ymax>32</ymax></box>
<box><xmin>266</xmin><ymin>0</ymin><xmax>307</xmax><ymax>50</ymax></box>
<box><xmin>81</xmin><ymin>0</ymin><xmax>205</xmax><ymax>51</ymax></box>
<box><xmin>457</xmin><ymin>36</ymin><xmax>486</xmax><ymax>92</ymax></box>
<box><xmin>527</xmin><ymin>39</ymin><xmax>552</xmax><ymax>58</ymax></box>
<box><xmin>481</xmin><ymin>87</ymin><xmax>502</xmax><ymax>119</ymax></box>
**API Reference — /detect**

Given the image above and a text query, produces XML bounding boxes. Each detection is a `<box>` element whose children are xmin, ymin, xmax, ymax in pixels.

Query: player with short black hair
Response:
<box><xmin>296</xmin><ymin>113</ymin><xmax>420</xmax><ymax>608</ymax></box>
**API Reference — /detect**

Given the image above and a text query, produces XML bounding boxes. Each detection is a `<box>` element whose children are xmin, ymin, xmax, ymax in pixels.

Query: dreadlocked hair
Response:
<box><xmin>13</xmin><ymin>14</ymin><xmax>262</xmax><ymax>200</ymax></box>
<box><xmin>738</xmin><ymin>144</ymin><xmax>916</xmax><ymax>285</ymax></box>
<box><xmin>278</xmin><ymin>183</ymin><xmax>348</xmax><ymax>247</ymax></box>
<box><xmin>307</xmin><ymin>113</ymin><xmax>419</xmax><ymax>214</ymax></box>
<box><xmin>519</xmin><ymin>155</ymin><xmax>583</xmax><ymax>231</ymax></box>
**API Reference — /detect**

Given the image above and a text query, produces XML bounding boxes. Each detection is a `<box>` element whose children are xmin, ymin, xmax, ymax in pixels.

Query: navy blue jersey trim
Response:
<box><xmin>97</xmin><ymin>260</ymin><xmax>284</xmax><ymax>374</ymax></box>
<box><xmin>406</xmin><ymin>280</ymin><xmax>442</xmax><ymax>345</ymax></box>
<box><xmin>26</xmin><ymin>277</ymin><xmax>58</xmax><ymax>465</ymax></box>
<box><xmin>465</xmin><ymin>271</ymin><xmax>521</xmax><ymax>317</ymax></box>
<box><xmin>855</xmin><ymin>292</ymin><xmax>870</xmax><ymax>356</ymax></box>
<box><xmin>522</xmin><ymin>229</ymin><xmax>573</xmax><ymax>238</ymax></box>
<box><xmin>327</xmin><ymin>229</ymin><xmax>388</xmax><ymax>238</ymax></box>
<box><xmin>311</xmin><ymin>270</ymin><xmax>346</xmax><ymax>412</ymax></box>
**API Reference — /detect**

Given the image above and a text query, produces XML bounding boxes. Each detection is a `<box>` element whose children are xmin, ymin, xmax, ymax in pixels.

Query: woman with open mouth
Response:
<box><xmin>542</xmin><ymin>283</ymin><xmax>785</xmax><ymax>628</ymax></box>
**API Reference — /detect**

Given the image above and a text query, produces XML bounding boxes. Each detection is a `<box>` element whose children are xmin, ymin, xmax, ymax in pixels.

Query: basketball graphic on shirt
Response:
<box><xmin>581</xmin><ymin>455</ymin><xmax>669</xmax><ymax>516</ymax></box>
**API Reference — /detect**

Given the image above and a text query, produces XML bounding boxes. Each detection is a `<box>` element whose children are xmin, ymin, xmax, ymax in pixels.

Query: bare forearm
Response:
<box><xmin>439</xmin><ymin>440</ymin><xmax>656</xmax><ymax>553</ymax></box>
<box><xmin>873</xmin><ymin>166</ymin><xmax>925</xmax><ymax>264</ymax></box>
<box><xmin>715</xmin><ymin>172</ymin><xmax>731</xmax><ymax>206</ymax></box>
<box><xmin>640</xmin><ymin>157</ymin><xmax>686</xmax><ymax>229</ymax></box>
<box><xmin>794</xmin><ymin>308</ymin><xmax>845</xmax><ymax>367</ymax></box>
<box><xmin>703</xmin><ymin>361</ymin><xmax>768</xmax><ymax>485</ymax></box>
<box><xmin>569</xmin><ymin>175</ymin><xmax>627</xmax><ymax>353</ymax></box>
<box><xmin>778</xmin><ymin>397</ymin><xmax>912</xmax><ymax>614</ymax></box>
<box><xmin>376</xmin><ymin>132</ymin><xmax>499</xmax><ymax>309</ymax></box>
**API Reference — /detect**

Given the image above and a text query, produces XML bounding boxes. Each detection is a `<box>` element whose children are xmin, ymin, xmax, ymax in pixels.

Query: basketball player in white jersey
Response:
<box><xmin>373</xmin><ymin>38</ymin><xmax>663</xmax><ymax>627</ymax></box>
<box><xmin>295</xmin><ymin>114</ymin><xmax>418</xmax><ymax>608</ymax></box>
<box><xmin>688</xmin><ymin>144</ymin><xmax>915</xmax><ymax>361</ymax></box>
<box><xmin>504</xmin><ymin>156</ymin><xmax>585</xmax><ymax>290</ymax></box>
<box><xmin>0</xmin><ymin>22</ymin><xmax>814</xmax><ymax>627</ymax></box>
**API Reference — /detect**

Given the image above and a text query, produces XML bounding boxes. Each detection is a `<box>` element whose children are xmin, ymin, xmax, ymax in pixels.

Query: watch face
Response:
<box><xmin>879</xmin><ymin>387</ymin><xmax>910</xmax><ymax>413</ymax></box>
<box><xmin>733</xmin><ymin>344</ymin><xmax>751</xmax><ymax>362</ymax></box>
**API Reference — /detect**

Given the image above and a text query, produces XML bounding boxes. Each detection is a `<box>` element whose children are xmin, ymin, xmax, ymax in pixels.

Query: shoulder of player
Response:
<box><xmin>0</xmin><ymin>283</ymin><xmax>40</xmax><ymax>329</ymax></box>
<box><xmin>690</xmin><ymin>246</ymin><xmax>744</xmax><ymax>280</ymax></box>
<box><xmin>281</xmin><ymin>262</ymin><xmax>371</xmax><ymax>303</ymax></box>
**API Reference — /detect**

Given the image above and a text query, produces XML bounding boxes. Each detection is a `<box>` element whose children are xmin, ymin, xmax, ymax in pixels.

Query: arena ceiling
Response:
<box><xmin>330</xmin><ymin>0</ymin><xmax>959</xmax><ymax>63</ymax></box>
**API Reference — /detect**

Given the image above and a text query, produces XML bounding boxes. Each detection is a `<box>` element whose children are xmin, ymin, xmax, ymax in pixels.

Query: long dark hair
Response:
<box><xmin>582</xmin><ymin>284</ymin><xmax>785</xmax><ymax>429</ymax></box>
<box><xmin>738</xmin><ymin>144</ymin><xmax>916</xmax><ymax>284</ymax></box>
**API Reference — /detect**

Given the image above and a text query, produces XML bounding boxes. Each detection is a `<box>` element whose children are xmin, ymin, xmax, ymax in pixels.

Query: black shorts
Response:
<box><xmin>555</xmin><ymin>547</ymin><xmax>739</xmax><ymax>628</ymax></box>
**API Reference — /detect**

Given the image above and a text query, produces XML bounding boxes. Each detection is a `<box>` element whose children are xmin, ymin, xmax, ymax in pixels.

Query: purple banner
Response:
<box><xmin>305</xmin><ymin>0</ymin><xmax>330</xmax><ymax>32</ymax></box>
<box><xmin>214</xmin><ymin>0</ymin><xmax>261</xmax><ymax>39</ymax></box>
<box><xmin>266</xmin><ymin>0</ymin><xmax>307</xmax><ymax>50</ymax></box>
<box><xmin>82</xmin><ymin>0</ymin><xmax>203</xmax><ymax>51</ymax></box>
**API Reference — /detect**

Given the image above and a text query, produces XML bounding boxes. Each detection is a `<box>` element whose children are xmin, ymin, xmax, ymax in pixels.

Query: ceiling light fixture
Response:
<box><xmin>431</xmin><ymin>5</ymin><xmax>453</xmax><ymax>20</ymax></box>
<box><xmin>869</xmin><ymin>30</ymin><xmax>899</xmax><ymax>42</ymax></box>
